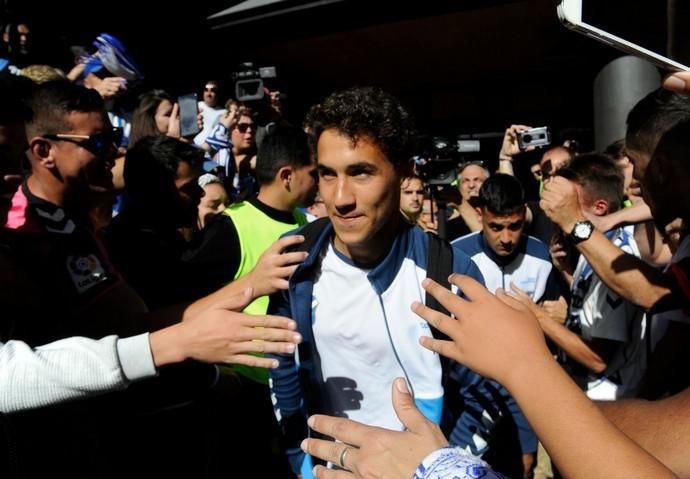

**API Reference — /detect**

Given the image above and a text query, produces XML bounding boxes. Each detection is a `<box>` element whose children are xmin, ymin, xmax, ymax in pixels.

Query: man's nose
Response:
<box><xmin>333</xmin><ymin>178</ymin><xmax>355</xmax><ymax>210</ymax></box>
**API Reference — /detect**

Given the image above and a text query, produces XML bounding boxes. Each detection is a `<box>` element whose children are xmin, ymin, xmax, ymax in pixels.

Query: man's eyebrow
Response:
<box><xmin>316</xmin><ymin>164</ymin><xmax>334</xmax><ymax>174</ymax></box>
<box><xmin>345</xmin><ymin>162</ymin><xmax>378</xmax><ymax>173</ymax></box>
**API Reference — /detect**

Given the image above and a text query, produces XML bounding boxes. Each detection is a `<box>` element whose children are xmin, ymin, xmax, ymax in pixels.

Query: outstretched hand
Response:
<box><xmin>301</xmin><ymin>378</ymin><xmax>448</xmax><ymax>479</ymax></box>
<box><xmin>246</xmin><ymin>235</ymin><xmax>308</xmax><ymax>298</ymax></box>
<box><xmin>413</xmin><ymin>275</ymin><xmax>551</xmax><ymax>388</ymax></box>
<box><xmin>153</xmin><ymin>288</ymin><xmax>302</xmax><ymax>369</ymax></box>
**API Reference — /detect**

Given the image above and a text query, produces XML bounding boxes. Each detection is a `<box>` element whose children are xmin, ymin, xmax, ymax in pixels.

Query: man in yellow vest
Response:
<box><xmin>221</xmin><ymin>124</ymin><xmax>317</xmax><ymax>477</ymax></box>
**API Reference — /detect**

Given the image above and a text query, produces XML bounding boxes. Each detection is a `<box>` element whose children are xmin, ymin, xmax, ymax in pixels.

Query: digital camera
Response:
<box><xmin>518</xmin><ymin>126</ymin><xmax>551</xmax><ymax>151</ymax></box>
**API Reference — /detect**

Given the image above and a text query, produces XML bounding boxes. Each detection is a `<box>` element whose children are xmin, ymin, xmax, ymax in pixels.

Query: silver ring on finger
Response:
<box><xmin>338</xmin><ymin>446</ymin><xmax>351</xmax><ymax>469</ymax></box>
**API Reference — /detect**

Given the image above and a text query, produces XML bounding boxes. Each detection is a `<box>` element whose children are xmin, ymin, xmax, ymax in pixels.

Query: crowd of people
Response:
<box><xmin>1</xmin><ymin>19</ymin><xmax>690</xmax><ymax>479</ymax></box>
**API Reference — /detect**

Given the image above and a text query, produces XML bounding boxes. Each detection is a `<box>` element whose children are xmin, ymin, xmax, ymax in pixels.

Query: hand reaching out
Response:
<box><xmin>413</xmin><ymin>275</ymin><xmax>551</xmax><ymax>388</ymax></box>
<box><xmin>151</xmin><ymin>288</ymin><xmax>301</xmax><ymax>369</ymax></box>
<box><xmin>246</xmin><ymin>235</ymin><xmax>308</xmax><ymax>298</ymax></box>
<box><xmin>301</xmin><ymin>378</ymin><xmax>448</xmax><ymax>479</ymax></box>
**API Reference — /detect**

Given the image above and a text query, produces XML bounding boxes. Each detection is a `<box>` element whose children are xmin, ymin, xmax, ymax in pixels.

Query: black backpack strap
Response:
<box><xmin>288</xmin><ymin>217</ymin><xmax>330</xmax><ymax>254</ymax></box>
<box><xmin>425</xmin><ymin>231</ymin><xmax>453</xmax><ymax>340</ymax></box>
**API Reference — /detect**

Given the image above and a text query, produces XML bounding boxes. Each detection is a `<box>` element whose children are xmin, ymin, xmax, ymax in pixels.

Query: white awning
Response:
<box><xmin>208</xmin><ymin>0</ymin><xmax>345</xmax><ymax>27</ymax></box>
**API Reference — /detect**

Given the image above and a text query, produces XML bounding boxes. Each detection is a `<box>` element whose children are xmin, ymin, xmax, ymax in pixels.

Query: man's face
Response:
<box><xmin>459</xmin><ymin>164</ymin><xmax>486</xmax><ymax>201</ymax></box>
<box><xmin>46</xmin><ymin>111</ymin><xmax>116</xmax><ymax>194</ymax></box>
<box><xmin>480</xmin><ymin>207</ymin><xmax>525</xmax><ymax>257</ymax></box>
<box><xmin>0</xmin><ymin>121</ymin><xmax>27</xmax><ymax>223</ymax></box>
<box><xmin>626</xmin><ymin>147</ymin><xmax>650</xmax><ymax>182</ymax></box>
<box><xmin>231</xmin><ymin>115</ymin><xmax>256</xmax><ymax>153</ymax></box>
<box><xmin>198</xmin><ymin>182</ymin><xmax>228</xmax><ymax>229</ymax></box>
<box><xmin>291</xmin><ymin>161</ymin><xmax>318</xmax><ymax>208</ymax></box>
<box><xmin>400</xmin><ymin>177</ymin><xmax>424</xmax><ymax>217</ymax></box>
<box><xmin>175</xmin><ymin>160</ymin><xmax>204</xmax><ymax>227</ymax></box>
<box><xmin>317</xmin><ymin>129</ymin><xmax>402</xmax><ymax>259</ymax></box>
<box><xmin>203</xmin><ymin>83</ymin><xmax>219</xmax><ymax>108</ymax></box>
<box><xmin>540</xmin><ymin>146</ymin><xmax>570</xmax><ymax>175</ymax></box>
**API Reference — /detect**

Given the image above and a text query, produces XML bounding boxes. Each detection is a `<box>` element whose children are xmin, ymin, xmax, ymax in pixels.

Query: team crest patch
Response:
<box><xmin>67</xmin><ymin>254</ymin><xmax>108</xmax><ymax>293</ymax></box>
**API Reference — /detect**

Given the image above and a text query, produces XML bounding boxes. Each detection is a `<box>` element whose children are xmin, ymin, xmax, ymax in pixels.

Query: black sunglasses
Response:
<box><xmin>44</xmin><ymin>127</ymin><xmax>123</xmax><ymax>155</ymax></box>
<box><xmin>235</xmin><ymin>122</ymin><xmax>256</xmax><ymax>134</ymax></box>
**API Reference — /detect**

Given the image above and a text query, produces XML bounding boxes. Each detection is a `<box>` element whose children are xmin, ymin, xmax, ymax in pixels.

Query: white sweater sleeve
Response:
<box><xmin>0</xmin><ymin>333</ymin><xmax>157</xmax><ymax>413</ymax></box>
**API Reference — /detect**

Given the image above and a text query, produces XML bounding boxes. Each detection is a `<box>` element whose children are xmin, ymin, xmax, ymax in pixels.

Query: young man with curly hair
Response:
<box><xmin>269</xmin><ymin>86</ymin><xmax>536</xmax><ymax>479</ymax></box>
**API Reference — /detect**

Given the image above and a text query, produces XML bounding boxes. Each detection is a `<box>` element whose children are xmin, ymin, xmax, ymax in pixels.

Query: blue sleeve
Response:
<box><xmin>448</xmin><ymin>247</ymin><xmax>537</xmax><ymax>456</ymax></box>
<box><xmin>267</xmin><ymin>291</ymin><xmax>309</xmax><ymax>475</ymax></box>
<box><xmin>450</xmin><ymin>245</ymin><xmax>485</xmax><ymax>289</ymax></box>
<box><xmin>447</xmin><ymin>366</ymin><xmax>537</xmax><ymax>455</ymax></box>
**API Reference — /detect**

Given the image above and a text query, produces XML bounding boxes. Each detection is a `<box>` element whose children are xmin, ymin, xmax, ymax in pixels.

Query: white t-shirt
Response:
<box><xmin>194</xmin><ymin>102</ymin><xmax>226</xmax><ymax>146</ymax></box>
<box><xmin>312</xmin><ymin>242</ymin><xmax>443</xmax><ymax>430</ymax></box>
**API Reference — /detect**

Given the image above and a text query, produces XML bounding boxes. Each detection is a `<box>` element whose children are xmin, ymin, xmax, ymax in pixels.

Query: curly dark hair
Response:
<box><xmin>305</xmin><ymin>86</ymin><xmax>417</xmax><ymax>167</ymax></box>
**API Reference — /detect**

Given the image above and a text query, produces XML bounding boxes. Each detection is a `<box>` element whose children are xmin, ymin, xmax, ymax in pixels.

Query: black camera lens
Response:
<box><xmin>523</xmin><ymin>134</ymin><xmax>533</xmax><ymax>143</ymax></box>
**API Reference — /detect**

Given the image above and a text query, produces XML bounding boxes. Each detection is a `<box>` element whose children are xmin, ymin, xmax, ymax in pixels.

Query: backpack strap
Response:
<box><xmin>288</xmin><ymin>217</ymin><xmax>330</xmax><ymax>254</ymax></box>
<box><xmin>425</xmin><ymin>231</ymin><xmax>453</xmax><ymax>340</ymax></box>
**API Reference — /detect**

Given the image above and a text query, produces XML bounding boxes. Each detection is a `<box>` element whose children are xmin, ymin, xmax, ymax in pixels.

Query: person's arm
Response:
<box><xmin>0</xmin><ymin>334</ymin><xmax>153</xmax><ymax>413</ymax></box>
<box><xmin>590</xmin><ymin>200</ymin><xmax>653</xmax><ymax>233</ymax></box>
<box><xmin>415</xmin><ymin>275</ymin><xmax>677</xmax><ymax>479</ymax></box>
<box><xmin>302</xmin><ymin>378</ymin><xmax>503</xmax><ymax>479</ymax></box>
<box><xmin>182</xmin><ymin>234</ymin><xmax>306</xmax><ymax>320</ymax></box>
<box><xmin>510</xmin><ymin>284</ymin><xmax>606</xmax><ymax>373</ymax></box>
<box><xmin>497</xmin><ymin>124</ymin><xmax>533</xmax><ymax>175</ymax></box>
<box><xmin>540</xmin><ymin>177</ymin><xmax>671</xmax><ymax>310</ymax></box>
<box><xmin>267</xmin><ymin>288</ymin><xmax>310</xmax><ymax>476</ymax></box>
<box><xmin>598</xmin><ymin>389</ymin><xmax>690</xmax><ymax>478</ymax></box>
<box><xmin>635</xmin><ymin>220</ymin><xmax>674</xmax><ymax>267</ymax></box>
<box><xmin>0</xmin><ymin>288</ymin><xmax>301</xmax><ymax>414</ymax></box>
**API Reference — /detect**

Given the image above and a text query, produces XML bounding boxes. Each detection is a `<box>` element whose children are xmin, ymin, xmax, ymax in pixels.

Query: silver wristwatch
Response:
<box><xmin>569</xmin><ymin>220</ymin><xmax>594</xmax><ymax>244</ymax></box>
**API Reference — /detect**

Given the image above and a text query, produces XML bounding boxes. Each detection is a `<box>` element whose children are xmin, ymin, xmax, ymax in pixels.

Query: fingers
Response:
<box><xmin>245</xmin><ymin>313</ymin><xmax>298</xmax><ymax>331</ymax></box>
<box><xmin>446</xmin><ymin>274</ymin><xmax>490</xmax><ymax>302</ymax></box>
<box><xmin>301</xmin><ymin>438</ymin><xmax>358</xmax><ymax>473</ymax></box>
<box><xmin>253</xmin><ymin>325</ymin><xmax>302</xmax><ymax>344</ymax></box>
<box><xmin>420</xmin><ymin>277</ymin><xmax>471</xmax><ymax>316</ymax></box>
<box><xmin>227</xmin><ymin>354</ymin><xmax>279</xmax><ymax>369</ymax></box>
<box><xmin>211</xmin><ymin>287</ymin><xmax>254</xmax><ymax>312</ymax></box>
<box><xmin>271</xmin><ymin>234</ymin><xmax>306</xmax><ymax>252</ymax></box>
<box><xmin>663</xmin><ymin>72</ymin><xmax>690</xmax><ymax>94</ymax></box>
<box><xmin>419</xmin><ymin>336</ymin><xmax>462</xmax><ymax>362</ymax></box>
<box><xmin>391</xmin><ymin>378</ymin><xmax>432</xmax><ymax>433</ymax></box>
<box><xmin>509</xmin><ymin>282</ymin><xmax>530</xmax><ymax>298</ymax></box>
<box><xmin>307</xmin><ymin>414</ymin><xmax>372</xmax><ymax>447</ymax></box>
<box><xmin>496</xmin><ymin>288</ymin><xmax>530</xmax><ymax>312</ymax></box>
<box><xmin>411</xmin><ymin>301</ymin><xmax>458</xmax><ymax>337</ymax></box>
<box><xmin>170</xmin><ymin>102</ymin><xmax>179</xmax><ymax>119</ymax></box>
<box><xmin>277</xmin><ymin>251</ymin><xmax>309</xmax><ymax>266</ymax></box>
<box><xmin>312</xmin><ymin>464</ymin><xmax>353</xmax><ymax>479</ymax></box>
<box><xmin>231</xmin><ymin>339</ymin><xmax>296</xmax><ymax>355</ymax></box>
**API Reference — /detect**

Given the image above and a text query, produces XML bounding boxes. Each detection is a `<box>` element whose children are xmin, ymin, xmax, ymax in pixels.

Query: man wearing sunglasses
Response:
<box><xmin>194</xmin><ymin>79</ymin><xmax>226</xmax><ymax>147</ymax></box>
<box><xmin>0</xmin><ymin>80</ymin><xmax>304</xmax><ymax>476</ymax></box>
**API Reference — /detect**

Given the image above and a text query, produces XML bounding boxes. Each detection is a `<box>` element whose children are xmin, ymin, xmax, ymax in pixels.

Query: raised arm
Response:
<box><xmin>540</xmin><ymin>177</ymin><xmax>671</xmax><ymax>310</ymax></box>
<box><xmin>415</xmin><ymin>275</ymin><xmax>677</xmax><ymax>479</ymax></box>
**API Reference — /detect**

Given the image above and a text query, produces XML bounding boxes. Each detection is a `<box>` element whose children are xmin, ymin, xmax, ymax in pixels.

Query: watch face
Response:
<box><xmin>574</xmin><ymin>221</ymin><xmax>593</xmax><ymax>239</ymax></box>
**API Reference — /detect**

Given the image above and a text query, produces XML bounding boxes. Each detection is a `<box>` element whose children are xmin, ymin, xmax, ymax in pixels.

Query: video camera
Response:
<box><xmin>416</xmin><ymin>136</ymin><xmax>482</xmax><ymax>186</ymax></box>
<box><xmin>232</xmin><ymin>62</ymin><xmax>277</xmax><ymax>102</ymax></box>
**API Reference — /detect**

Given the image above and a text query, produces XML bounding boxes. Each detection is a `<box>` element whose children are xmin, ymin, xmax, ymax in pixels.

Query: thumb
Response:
<box><xmin>391</xmin><ymin>378</ymin><xmax>429</xmax><ymax>433</ymax></box>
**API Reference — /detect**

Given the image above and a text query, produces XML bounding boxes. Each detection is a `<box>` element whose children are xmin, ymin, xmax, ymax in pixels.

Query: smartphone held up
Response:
<box><xmin>178</xmin><ymin>93</ymin><xmax>200</xmax><ymax>138</ymax></box>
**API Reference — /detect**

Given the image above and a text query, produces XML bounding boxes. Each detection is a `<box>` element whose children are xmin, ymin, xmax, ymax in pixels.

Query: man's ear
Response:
<box><xmin>591</xmin><ymin>198</ymin><xmax>609</xmax><ymax>216</ymax></box>
<box><xmin>278</xmin><ymin>165</ymin><xmax>293</xmax><ymax>188</ymax></box>
<box><xmin>475</xmin><ymin>207</ymin><xmax>483</xmax><ymax>219</ymax></box>
<box><xmin>29</xmin><ymin>137</ymin><xmax>56</xmax><ymax>169</ymax></box>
